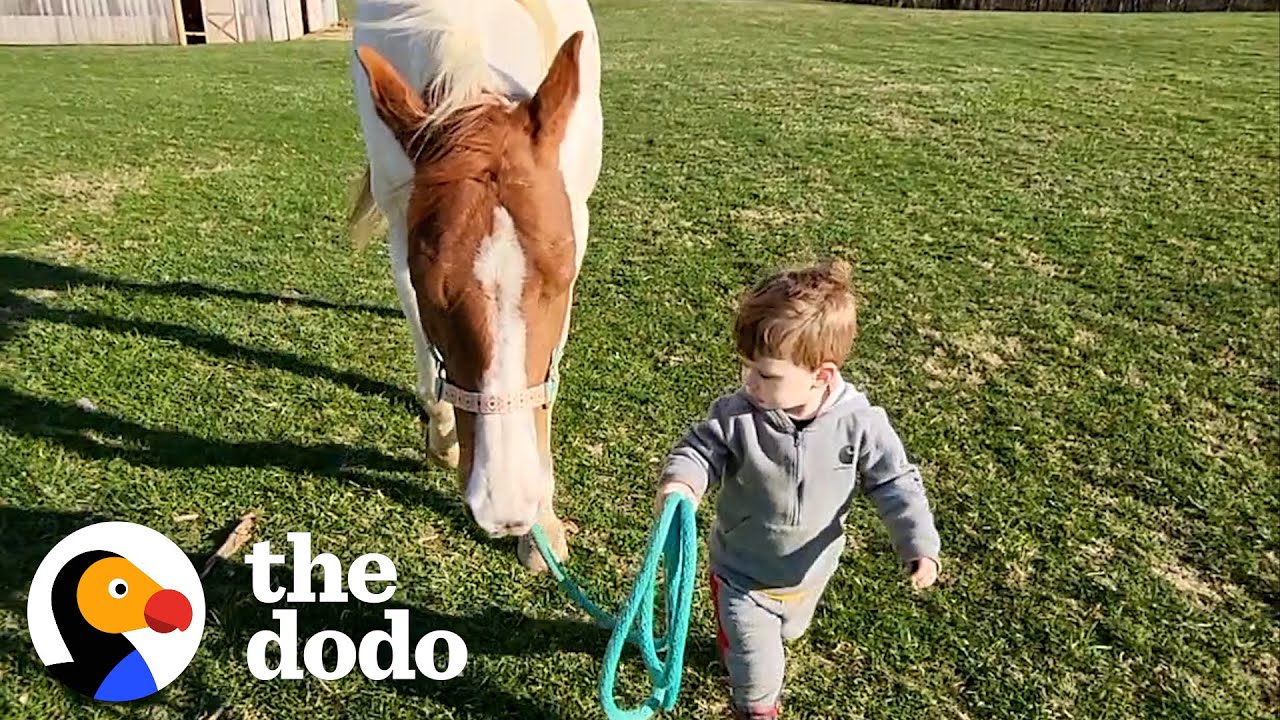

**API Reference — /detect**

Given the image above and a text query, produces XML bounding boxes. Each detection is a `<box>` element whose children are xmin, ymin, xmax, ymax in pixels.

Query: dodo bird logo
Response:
<box><xmin>27</xmin><ymin>521</ymin><xmax>205</xmax><ymax>702</ymax></box>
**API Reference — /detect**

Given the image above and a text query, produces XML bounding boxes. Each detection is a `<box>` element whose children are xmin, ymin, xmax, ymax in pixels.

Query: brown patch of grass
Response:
<box><xmin>871</xmin><ymin>104</ymin><xmax>927</xmax><ymax>136</ymax></box>
<box><xmin>1210</xmin><ymin>345</ymin><xmax>1246</xmax><ymax>370</ymax></box>
<box><xmin>183</xmin><ymin>162</ymin><xmax>237</xmax><ymax>179</ymax></box>
<box><xmin>1007</xmin><ymin>544</ymin><xmax>1039</xmax><ymax>587</ymax></box>
<box><xmin>731</xmin><ymin>205</ymin><xmax>823</xmax><ymax>230</ymax></box>
<box><xmin>1072</xmin><ymin>328</ymin><xmax>1099</xmax><ymax>347</ymax></box>
<box><xmin>1082</xmin><ymin>485</ymin><xmax>1122</xmax><ymax>509</ymax></box>
<box><xmin>920</xmin><ymin>326</ymin><xmax>1024</xmax><ymax>388</ymax></box>
<box><xmin>1079</xmin><ymin>538</ymin><xmax>1116</xmax><ymax>566</ymax></box>
<box><xmin>38</xmin><ymin>168</ymin><xmax>146</xmax><ymax>214</ymax></box>
<box><xmin>795</xmin><ymin>639</ymin><xmax>866</xmax><ymax>677</ymax></box>
<box><xmin>868</xmin><ymin>79</ymin><xmax>942</xmax><ymax>95</ymax></box>
<box><xmin>19</xmin><ymin>289</ymin><xmax>58</xmax><ymax>302</ymax></box>
<box><xmin>1016</xmin><ymin>246</ymin><xmax>1064</xmax><ymax>278</ymax></box>
<box><xmin>1190</xmin><ymin>396</ymin><xmax>1263</xmax><ymax>459</ymax></box>
<box><xmin>1155</xmin><ymin>561</ymin><xmax>1221</xmax><ymax>602</ymax></box>
<box><xmin>922</xmin><ymin>351</ymin><xmax>984</xmax><ymax>387</ymax></box>
<box><xmin>1247</xmin><ymin>651</ymin><xmax>1279</xmax><ymax>708</ymax></box>
<box><xmin>959</xmin><ymin>332</ymin><xmax>1023</xmax><ymax>362</ymax></box>
<box><xmin>685</xmin><ymin>690</ymin><xmax>731</xmax><ymax>720</ymax></box>
<box><xmin>44</xmin><ymin>233</ymin><xmax>96</xmax><ymax>261</ymax></box>
<box><xmin>1152</xmin><ymin>559</ymin><xmax>1241</xmax><ymax>609</ymax></box>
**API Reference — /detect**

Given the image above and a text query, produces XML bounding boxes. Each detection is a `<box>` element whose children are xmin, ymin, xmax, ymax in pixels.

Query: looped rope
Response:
<box><xmin>530</xmin><ymin>493</ymin><xmax>698</xmax><ymax>720</ymax></box>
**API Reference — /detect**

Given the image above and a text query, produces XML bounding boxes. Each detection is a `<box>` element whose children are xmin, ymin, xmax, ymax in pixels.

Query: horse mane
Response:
<box><xmin>349</xmin><ymin>0</ymin><xmax>544</xmax><ymax>247</ymax></box>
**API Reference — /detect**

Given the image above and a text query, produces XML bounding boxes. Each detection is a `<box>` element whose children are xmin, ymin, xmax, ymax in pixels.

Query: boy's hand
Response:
<box><xmin>654</xmin><ymin>479</ymin><xmax>697</xmax><ymax>517</ymax></box>
<box><xmin>909</xmin><ymin>557</ymin><xmax>939</xmax><ymax>589</ymax></box>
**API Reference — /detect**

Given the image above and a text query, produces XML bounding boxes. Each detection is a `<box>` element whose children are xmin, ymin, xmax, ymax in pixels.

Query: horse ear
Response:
<box><xmin>356</xmin><ymin>45</ymin><xmax>427</xmax><ymax>142</ymax></box>
<box><xmin>528</xmin><ymin>31</ymin><xmax>584</xmax><ymax>156</ymax></box>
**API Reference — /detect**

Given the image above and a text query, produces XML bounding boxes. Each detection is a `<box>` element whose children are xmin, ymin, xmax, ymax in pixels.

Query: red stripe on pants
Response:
<box><xmin>709</xmin><ymin>571</ymin><xmax>729</xmax><ymax>661</ymax></box>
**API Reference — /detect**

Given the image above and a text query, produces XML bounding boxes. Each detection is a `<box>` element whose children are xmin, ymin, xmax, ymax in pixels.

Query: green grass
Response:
<box><xmin>1</xmin><ymin>1</ymin><xmax>1277</xmax><ymax>718</ymax></box>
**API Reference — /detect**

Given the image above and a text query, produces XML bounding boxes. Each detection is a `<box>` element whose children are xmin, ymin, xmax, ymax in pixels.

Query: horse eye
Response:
<box><xmin>109</xmin><ymin>579</ymin><xmax>128</xmax><ymax>599</ymax></box>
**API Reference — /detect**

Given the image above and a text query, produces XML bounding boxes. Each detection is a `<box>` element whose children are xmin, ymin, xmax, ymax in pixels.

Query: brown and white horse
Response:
<box><xmin>348</xmin><ymin>0</ymin><xmax>602</xmax><ymax>569</ymax></box>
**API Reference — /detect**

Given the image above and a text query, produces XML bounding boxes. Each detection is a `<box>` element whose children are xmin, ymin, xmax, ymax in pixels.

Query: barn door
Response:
<box><xmin>203</xmin><ymin>0</ymin><xmax>243</xmax><ymax>42</ymax></box>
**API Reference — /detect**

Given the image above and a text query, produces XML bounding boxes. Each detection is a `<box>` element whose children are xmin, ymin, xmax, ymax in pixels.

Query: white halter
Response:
<box><xmin>431</xmin><ymin>345</ymin><xmax>563</xmax><ymax>414</ymax></box>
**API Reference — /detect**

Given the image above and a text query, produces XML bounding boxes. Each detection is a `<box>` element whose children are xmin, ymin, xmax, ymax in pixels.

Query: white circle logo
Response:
<box><xmin>26</xmin><ymin>521</ymin><xmax>205</xmax><ymax>702</ymax></box>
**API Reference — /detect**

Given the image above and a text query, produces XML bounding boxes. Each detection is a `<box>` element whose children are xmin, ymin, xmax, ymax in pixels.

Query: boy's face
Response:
<box><xmin>740</xmin><ymin>356</ymin><xmax>836</xmax><ymax>413</ymax></box>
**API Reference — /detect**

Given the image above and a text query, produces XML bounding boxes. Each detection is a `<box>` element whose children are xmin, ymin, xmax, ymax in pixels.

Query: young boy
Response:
<box><xmin>656</xmin><ymin>259</ymin><xmax>941</xmax><ymax>719</ymax></box>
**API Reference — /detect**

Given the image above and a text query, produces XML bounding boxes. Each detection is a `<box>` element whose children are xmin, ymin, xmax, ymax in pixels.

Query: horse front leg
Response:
<box><xmin>418</xmin><ymin>355</ymin><xmax>459</xmax><ymax>471</ymax></box>
<box><xmin>518</xmin><ymin>500</ymin><xmax>569</xmax><ymax>573</ymax></box>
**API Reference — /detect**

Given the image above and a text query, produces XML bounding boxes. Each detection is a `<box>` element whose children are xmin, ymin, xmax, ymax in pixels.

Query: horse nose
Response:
<box><xmin>499</xmin><ymin>520</ymin><xmax>533</xmax><ymax>536</ymax></box>
<box><xmin>471</xmin><ymin>514</ymin><xmax>533</xmax><ymax>538</ymax></box>
<box><xmin>465</xmin><ymin>487</ymin><xmax>537</xmax><ymax>538</ymax></box>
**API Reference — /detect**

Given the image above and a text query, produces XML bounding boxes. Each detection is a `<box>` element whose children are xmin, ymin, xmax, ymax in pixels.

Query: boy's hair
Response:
<box><xmin>734</xmin><ymin>258</ymin><xmax>858</xmax><ymax>370</ymax></box>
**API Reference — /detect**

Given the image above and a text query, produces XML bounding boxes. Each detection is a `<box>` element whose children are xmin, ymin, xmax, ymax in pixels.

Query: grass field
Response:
<box><xmin>1</xmin><ymin>1</ymin><xmax>1278</xmax><ymax>718</ymax></box>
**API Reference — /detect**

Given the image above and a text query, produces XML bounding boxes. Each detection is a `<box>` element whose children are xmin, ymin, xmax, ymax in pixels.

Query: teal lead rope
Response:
<box><xmin>530</xmin><ymin>493</ymin><xmax>698</xmax><ymax>720</ymax></box>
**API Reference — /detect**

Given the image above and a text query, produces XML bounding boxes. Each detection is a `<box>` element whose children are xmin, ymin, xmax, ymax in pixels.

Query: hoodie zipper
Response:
<box><xmin>790</xmin><ymin>429</ymin><xmax>803</xmax><ymax>526</ymax></box>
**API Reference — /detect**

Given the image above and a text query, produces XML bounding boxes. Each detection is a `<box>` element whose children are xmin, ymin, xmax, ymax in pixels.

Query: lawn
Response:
<box><xmin>0</xmin><ymin>1</ymin><xmax>1277</xmax><ymax>718</ymax></box>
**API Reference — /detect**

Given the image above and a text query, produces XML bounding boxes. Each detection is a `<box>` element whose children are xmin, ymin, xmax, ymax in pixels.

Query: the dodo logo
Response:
<box><xmin>27</xmin><ymin>521</ymin><xmax>205</xmax><ymax>702</ymax></box>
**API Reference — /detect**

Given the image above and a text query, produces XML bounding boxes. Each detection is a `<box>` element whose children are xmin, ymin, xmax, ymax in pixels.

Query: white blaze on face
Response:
<box><xmin>465</xmin><ymin>206</ymin><xmax>548</xmax><ymax>536</ymax></box>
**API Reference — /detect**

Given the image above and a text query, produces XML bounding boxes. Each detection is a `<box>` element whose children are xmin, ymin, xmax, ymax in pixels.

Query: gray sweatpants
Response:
<box><xmin>710</xmin><ymin>570</ymin><xmax>835</xmax><ymax>716</ymax></box>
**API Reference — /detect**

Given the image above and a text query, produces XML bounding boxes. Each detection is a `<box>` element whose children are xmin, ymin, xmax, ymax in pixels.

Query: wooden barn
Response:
<box><xmin>0</xmin><ymin>0</ymin><xmax>340</xmax><ymax>45</ymax></box>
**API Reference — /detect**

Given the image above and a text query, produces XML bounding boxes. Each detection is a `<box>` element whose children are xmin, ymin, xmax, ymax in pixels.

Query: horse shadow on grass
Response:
<box><xmin>0</xmin><ymin>383</ymin><xmax>483</xmax><ymax>541</ymax></box>
<box><xmin>0</xmin><ymin>254</ymin><xmax>419</xmax><ymax>417</ymax></box>
<box><xmin>0</xmin><ymin>253</ymin><xmax>490</xmax><ymax>541</ymax></box>
<box><xmin>0</xmin><ymin>255</ymin><xmax>403</xmax><ymax>319</ymax></box>
<box><xmin>0</xmin><ymin>505</ymin><xmax>716</xmax><ymax>719</ymax></box>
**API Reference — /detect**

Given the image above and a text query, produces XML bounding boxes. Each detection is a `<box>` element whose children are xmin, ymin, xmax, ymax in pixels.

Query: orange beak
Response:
<box><xmin>143</xmin><ymin>588</ymin><xmax>192</xmax><ymax>633</ymax></box>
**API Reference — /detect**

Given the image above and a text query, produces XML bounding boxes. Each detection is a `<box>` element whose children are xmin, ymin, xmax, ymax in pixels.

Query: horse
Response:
<box><xmin>347</xmin><ymin>0</ymin><xmax>602</xmax><ymax>571</ymax></box>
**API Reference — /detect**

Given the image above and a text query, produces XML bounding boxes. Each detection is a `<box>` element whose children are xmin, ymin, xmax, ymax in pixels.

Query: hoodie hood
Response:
<box><xmin>751</xmin><ymin>373</ymin><xmax>867</xmax><ymax>432</ymax></box>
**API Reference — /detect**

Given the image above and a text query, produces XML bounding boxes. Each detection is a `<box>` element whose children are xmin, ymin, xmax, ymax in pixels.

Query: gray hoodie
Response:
<box><xmin>661</xmin><ymin>375</ymin><xmax>941</xmax><ymax>592</ymax></box>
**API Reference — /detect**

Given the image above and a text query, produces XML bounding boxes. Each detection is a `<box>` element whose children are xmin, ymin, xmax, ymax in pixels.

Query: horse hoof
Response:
<box><xmin>427</xmin><ymin>442</ymin><xmax>460</xmax><ymax>470</ymax></box>
<box><xmin>518</xmin><ymin>525</ymin><xmax>568</xmax><ymax>573</ymax></box>
<box><xmin>421</xmin><ymin>423</ymin><xmax>459</xmax><ymax>469</ymax></box>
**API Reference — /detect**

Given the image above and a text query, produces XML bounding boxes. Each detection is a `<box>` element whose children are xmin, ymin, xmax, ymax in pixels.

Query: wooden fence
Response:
<box><xmin>0</xmin><ymin>0</ymin><xmax>180</xmax><ymax>44</ymax></box>
<box><xmin>0</xmin><ymin>0</ymin><xmax>339</xmax><ymax>45</ymax></box>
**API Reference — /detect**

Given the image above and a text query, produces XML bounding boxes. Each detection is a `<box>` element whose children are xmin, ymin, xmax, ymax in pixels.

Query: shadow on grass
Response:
<box><xmin>0</xmin><ymin>254</ymin><xmax>419</xmax><ymax>416</ymax></box>
<box><xmin>0</xmin><ymin>386</ymin><xmax>488</xmax><ymax>544</ymax></box>
<box><xmin>0</xmin><ymin>255</ymin><xmax>402</xmax><ymax>319</ymax></box>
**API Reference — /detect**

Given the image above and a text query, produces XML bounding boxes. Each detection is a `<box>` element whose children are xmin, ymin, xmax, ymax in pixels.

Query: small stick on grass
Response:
<box><xmin>201</xmin><ymin>512</ymin><xmax>258</xmax><ymax>579</ymax></box>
